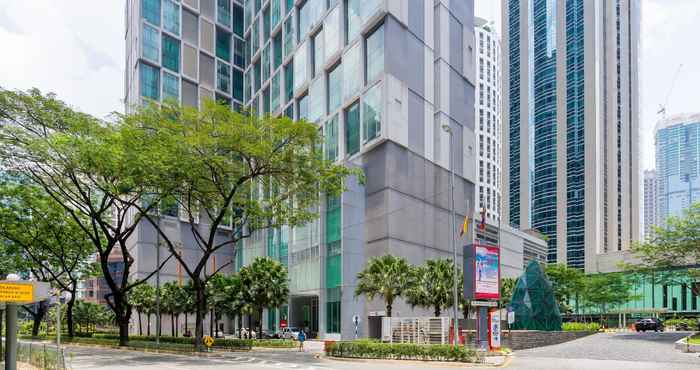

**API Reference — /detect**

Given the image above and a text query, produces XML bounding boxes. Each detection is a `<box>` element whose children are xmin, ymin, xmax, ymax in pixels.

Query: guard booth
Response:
<box><xmin>0</xmin><ymin>279</ymin><xmax>50</xmax><ymax>370</ymax></box>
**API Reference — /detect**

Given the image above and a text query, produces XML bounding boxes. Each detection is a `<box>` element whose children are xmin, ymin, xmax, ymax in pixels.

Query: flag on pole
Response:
<box><xmin>459</xmin><ymin>215</ymin><xmax>470</xmax><ymax>237</ymax></box>
<box><xmin>479</xmin><ymin>207</ymin><xmax>487</xmax><ymax>231</ymax></box>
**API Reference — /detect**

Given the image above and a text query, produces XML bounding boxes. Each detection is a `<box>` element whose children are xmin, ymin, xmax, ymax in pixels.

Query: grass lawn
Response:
<box><xmin>688</xmin><ymin>335</ymin><xmax>700</xmax><ymax>345</ymax></box>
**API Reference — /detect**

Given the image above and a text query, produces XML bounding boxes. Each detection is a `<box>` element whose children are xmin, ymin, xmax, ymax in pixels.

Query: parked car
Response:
<box><xmin>634</xmin><ymin>318</ymin><xmax>663</xmax><ymax>332</ymax></box>
<box><xmin>279</xmin><ymin>327</ymin><xmax>301</xmax><ymax>340</ymax></box>
<box><xmin>261</xmin><ymin>329</ymin><xmax>279</xmax><ymax>339</ymax></box>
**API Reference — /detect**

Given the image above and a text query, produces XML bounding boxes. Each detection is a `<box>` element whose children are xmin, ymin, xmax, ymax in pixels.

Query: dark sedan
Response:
<box><xmin>634</xmin><ymin>318</ymin><xmax>664</xmax><ymax>332</ymax></box>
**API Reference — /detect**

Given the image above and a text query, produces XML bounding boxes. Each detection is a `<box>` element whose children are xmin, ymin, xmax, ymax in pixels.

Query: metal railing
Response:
<box><xmin>1</xmin><ymin>341</ymin><xmax>68</xmax><ymax>370</ymax></box>
<box><xmin>381</xmin><ymin>317</ymin><xmax>451</xmax><ymax>345</ymax></box>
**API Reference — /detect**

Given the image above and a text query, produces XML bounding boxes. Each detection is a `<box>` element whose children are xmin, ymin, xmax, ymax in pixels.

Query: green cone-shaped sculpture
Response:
<box><xmin>509</xmin><ymin>261</ymin><xmax>562</xmax><ymax>331</ymax></box>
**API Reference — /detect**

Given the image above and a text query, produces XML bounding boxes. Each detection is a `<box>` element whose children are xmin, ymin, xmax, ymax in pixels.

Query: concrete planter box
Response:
<box><xmin>675</xmin><ymin>335</ymin><xmax>700</xmax><ymax>353</ymax></box>
<box><xmin>502</xmin><ymin>330</ymin><xmax>597</xmax><ymax>350</ymax></box>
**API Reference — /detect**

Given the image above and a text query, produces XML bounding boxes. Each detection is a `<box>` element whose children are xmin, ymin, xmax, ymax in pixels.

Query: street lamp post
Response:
<box><xmin>155</xmin><ymin>213</ymin><xmax>161</xmax><ymax>350</ymax></box>
<box><xmin>442</xmin><ymin>124</ymin><xmax>460</xmax><ymax>347</ymax></box>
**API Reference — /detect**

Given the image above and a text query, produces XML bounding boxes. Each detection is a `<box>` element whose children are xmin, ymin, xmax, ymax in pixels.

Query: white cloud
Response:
<box><xmin>0</xmin><ymin>0</ymin><xmax>124</xmax><ymax>119</ymax></box>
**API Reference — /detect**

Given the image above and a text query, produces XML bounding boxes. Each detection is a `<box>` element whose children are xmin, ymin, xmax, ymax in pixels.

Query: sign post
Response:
<box><xmin>463</xmin><ymin>244</ymin><xmax>500</xmax><ymax>352</ymax></box>
<box><xmin>0</xmin><ymin>280</ymin><xmax>50</xmax><ymax>370</ymax></box>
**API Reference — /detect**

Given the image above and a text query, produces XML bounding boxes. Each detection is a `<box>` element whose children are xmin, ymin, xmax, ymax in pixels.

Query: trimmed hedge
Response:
<box><xmin>562</xmin><ymin>322</ymin><xmax>600</xmax><ymax>332</ymax></box>
<box><xmin>92</xmin><ymin>334</ymin><xmax>253</xmax><ymax>349</ymax></box>
<box><xmin>325</xmin><ymin>340</ymin><xmax>477</xmax><ymax>362</ymax></box>
<box><xmin>664</xmin><ymin>318</ymin><xmax>698</xmax><ymax>328</ymax></box>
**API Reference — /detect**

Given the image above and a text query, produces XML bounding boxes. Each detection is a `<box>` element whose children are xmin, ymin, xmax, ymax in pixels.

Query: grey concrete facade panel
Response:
<box><xmin>384</xmin><ymin>16</ymin><xmax>425</xmax><ymax>97</ymax></box>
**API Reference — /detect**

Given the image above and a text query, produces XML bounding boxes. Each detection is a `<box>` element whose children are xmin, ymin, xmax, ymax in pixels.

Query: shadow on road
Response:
<box><xmin>608</xmin><ymin>332</ymin><xmax>692</xmax><ymax>343</ymax></box>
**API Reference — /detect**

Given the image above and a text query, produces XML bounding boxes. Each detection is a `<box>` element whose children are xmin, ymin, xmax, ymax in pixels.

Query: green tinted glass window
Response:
<box><xmin>345</xmin><ymin>102</ymin><xmax>360</xmax><ymax>155</ymax></box>
<box><xmin>327</xmin><ymin>63</ymin><xmax>342</xmax><ymax>113</ymax></box>
<box><xmin>366</xmin><ymin>24</ymin><xmax>384</xmax><ymax>84</ymax></box>
<box><xmin>217</xmin><ymin>0</ymin><xmax>231</xmax><ymax>27</ymax></box>
<box><xmin>343</xmin><ymin>42</ymin><xmax>361</xmax><ymax>100</ymax></box>
<box><xmin>163</xmin><ymin>0</ymin><xmax>180</xmax><ymax>36</ymax></box>
<box><xmin>233</xmin><ymin>4</ymin><xmax>244</xmax><ymax>37</ymax></box>
<box><xmin>325</xmin><ymin>115</ymin><xmax>338</xmax><ymax>161</ymax></box>
<box><xmin>216</xmin><ymin>61</ymin><xmax>231</xmax><ymax>93</ymax></box>
<box><xmin>232</xmin><ymin>68</ymin><xmax>244</xmax><ymax>101</ymax></box>
<box><xmin>140</xmin><ymin>63</ymin><xmax>160</xmax><ymax>100</ymax></box>
<box><xmin>216</xmin><ymin>28</ymin><xmax>231</xmax><ymax>61</ymax></box>
<box><xmin>162</xmin><ymin>34</ymin><xmax>180</xmax><ymax>73</ymax></box>
<box><xmin>162</xmin><ymin>71</ymin><xmax>180</xmax><ymax>101</ymax></box>
<box><xmin>363</xmin><ymin>82</ymin><xmax>381</xmax><ymax>142</ymax></box>
<box><xmin>143</xmin><ymin>0</ymin><xmax>161</xmax><ymax>26</ymax></box>
<box><xmin>284</xmin><ymin>62</ymin><xmax>294</xmax><ymax>103</ymax></box>
<box><xmin>270</xmin><ymin>0</ymin><xmax>281</xmax><ymax>28</ymax></box>
<box><xmin>271</xmin><ymin>72</ymin><xmax>280</xmax><ymax>112</ymax></box>
<box><xmin>142</xmin><ymin>24</ymin><xmax>160</xmax><ymax>63</ymax></box>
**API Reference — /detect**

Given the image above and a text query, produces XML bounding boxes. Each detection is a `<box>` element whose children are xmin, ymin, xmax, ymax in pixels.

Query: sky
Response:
<box><xmin>0</xmin><ymin>0</ymin><xmax>699</xmax><ymax>173</ymax></box>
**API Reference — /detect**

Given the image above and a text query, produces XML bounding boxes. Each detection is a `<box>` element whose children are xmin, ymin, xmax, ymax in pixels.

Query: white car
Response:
<box><xmin>279</xmin><ymin>327</ymin><xmax>301</xmax><ymax>340</ymax></box>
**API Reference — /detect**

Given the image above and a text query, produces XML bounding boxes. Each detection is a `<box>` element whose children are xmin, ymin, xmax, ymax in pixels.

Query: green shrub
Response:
<box><xmin>663</xmin><ymin>318</ymin><xmax>697</xmax><ymax>328</ymax></box>
<box><xmin>562</xmin><ymin>322</ymin><xmax>600</xmax><ymax>332</ymax></box>
<box><xmin>251</xmin><ymin>339</ymin><xmax>296</xmax><ymax>348</ymax></box>
<box><xmin>325</xmin><ymin>340</ymin><xmax>477</xmax><ymax>362</ymax></box>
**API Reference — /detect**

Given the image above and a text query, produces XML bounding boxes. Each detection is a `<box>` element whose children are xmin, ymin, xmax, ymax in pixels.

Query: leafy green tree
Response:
<box><xmin>580</xmin><ymin>273</ymin><xmax>636</xmax><ymax>326</ymax></box>
<box><xmin>72</xmin><ymin>300</ymin><xmax>109</xmax><ymax>334</ymax></box>
<box><xmin>628</xmin><ymin>203</ymin><xmax>700</xmax><ymax>296</ymax></box>
<box><xmin>0</xmin><ymin>180</ymin><xmax>95</xmax><ymax>337</ymax></box>
<box><xmin>544</xmin><ymin>263</ymin><xmax>585</xmax><ymax>314</ymax></box>
<box><xmin>128</xmin><ymin>284</ymin><xmax>155</xmax><ymax>336</ymax></box>
<box><xmin>160</xmin><ymin>282</ymin><xmax>181</xmax><ymax>336</ymax></box>
<box><xmin>500</xmin><ymin>277</ymin><xmax>517</xmax><ymax>308</ymax></box>
<box><xmin>122</xmin><ymin>101</ymin><xmax>358</xmax><ymax>349</ymax></box>
<box><xmin>405</xmin><ymin>259</ymin><xmax>456</xmax><ymax>317</ymax></box>
<box><xmin>0</xmin><ymin>89</ymin><xmax>173</xmax><ymax>346</ymax></box>
<box><xmin>355</xmin><ymin>255</ymin><xmax>412</xmax><ymax>317</ymax></box>
<box><xmin>239</xmin><ymin>257</ymin><xmax>289</xmax><ymax>338</ymax></box>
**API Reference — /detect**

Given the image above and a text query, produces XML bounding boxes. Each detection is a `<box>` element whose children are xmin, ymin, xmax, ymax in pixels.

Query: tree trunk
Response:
<box><xmin>386</xmin><ymin>302</ymin><xmax>393</xmax><ymax>318</ymax></box>
<box><xmin>66</xmin><ymin>296</ymin><xmax>76</xmax><ymax>338</ymax></box>
<box><xmin>31</xmin><ymin>301</ymin><xmax>49</xmax><ymax>338</ymax></box>
<box><xmin>434</xmin><ymin>306</ymin><xmax>441</xmax><ymax>318</ymax></box>
<box><xmin>238</xmin><ymin>314</ymin><xmax>242</xmax><ymax>338</ymax></box>
<box><xmin>137</xmin><ymin>310</ymin><xmax>143</xmax><ymax>336</ymax></box>
<box><xmin>258</xmin><ymin>308</ymin><xmax>263</xmax><ymax>339</ymax></box>
<box><xmin>171</xmin><ymin>314</ymin><xmax>175</xmax><ymax>337</ymax></box>
<box><xmin>184</xmin><ymin>313</ymin><xmax>188</xmax><ymax>336</ymax></box>
<box><xmin>147</xmin><ymin>313</ymin><xmax>151</xmax><ymax>336</ymax></box>
<box><xmin>210</xmin><ymin>309</ymin><xmax>214</xmax><ymax>337</ymax></box>
<box><xmin>175</xmin><ymin>314</ymin><xmax>179</xmax><ymax>337</ymax></box>
<box><xmin>194</xmin><ymin>282</ymin><xmax>206</xmax><ymax>351</ymax></box>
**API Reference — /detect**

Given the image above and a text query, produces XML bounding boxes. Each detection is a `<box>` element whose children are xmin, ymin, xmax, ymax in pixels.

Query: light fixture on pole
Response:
<box><xmin>442</xmin><ymin>123</ymin><xmax>460</xmax><ymax>347</ymax></box>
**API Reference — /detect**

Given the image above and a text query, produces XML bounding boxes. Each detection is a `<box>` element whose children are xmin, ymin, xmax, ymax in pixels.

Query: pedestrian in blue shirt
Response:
<box><xmin>297</xmin><ymin>330</ymin><xmax>306</xmax><ymax>352</ymax></box>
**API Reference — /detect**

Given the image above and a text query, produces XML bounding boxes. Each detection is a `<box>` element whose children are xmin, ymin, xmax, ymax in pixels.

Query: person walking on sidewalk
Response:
<box><xmin>297</xmin><ymin>330</ymin><xmax>306</xmax><ymax>352</ymax></box>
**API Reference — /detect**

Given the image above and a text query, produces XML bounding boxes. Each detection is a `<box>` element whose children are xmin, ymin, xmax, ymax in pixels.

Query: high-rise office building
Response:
<box><xmin>474</xmin><ymin>17</ymin><xmax>502</xmax><ymax>223</ymax></box>
<box><xmin>655</xmin><ymin>113</ymin><xmax>700</xmax><ymax>227</ymax></box>
<box><xmin>125</xmin><ymin>0</ymin><xmax>477</xmax><ymax>339</ymax></box>
<box><xmin>501</xmin><ymin>0</ymin><xmax>640</xmax><ymax>272</ymax></box>
<box><xmin>643</xmin><ymin>169</ymin><xmax>656</xmax><ymax>240</ymax></box>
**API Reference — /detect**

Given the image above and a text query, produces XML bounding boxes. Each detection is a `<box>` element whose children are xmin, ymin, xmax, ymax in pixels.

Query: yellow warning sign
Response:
<box><xmin>0</xmin><ymin>283</ymin><xmax>33</xmax><ymax>303</ymax></box>
<box><xmin>203</xmin><ymin>335</ymin><xmax>214</xmax><ymax>347</ymax></box>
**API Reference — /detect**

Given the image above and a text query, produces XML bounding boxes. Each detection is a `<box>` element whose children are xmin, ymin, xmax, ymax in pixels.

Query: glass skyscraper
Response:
<box><xmin>654</xmin><ymin>114</ymin><xmax>700</xmax><ymax>227</ymax></box>
<box><xmin>502</xmin><ymin>0</ymin><xmax>640</xmax><ymax>272</ymax></box>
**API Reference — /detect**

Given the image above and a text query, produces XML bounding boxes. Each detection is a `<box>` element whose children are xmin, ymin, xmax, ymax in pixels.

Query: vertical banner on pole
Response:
<box><xmin>489</xmin><ymin>309</ymin><xmax>501</xmax><ymax>351</ymax></box>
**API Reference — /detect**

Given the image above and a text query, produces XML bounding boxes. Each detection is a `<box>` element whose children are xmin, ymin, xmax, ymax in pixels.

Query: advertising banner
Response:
<box><xmin>489</xmin><ymin>310</ymin><xmax>501</xmax><ymax>350</ymax></box>
<box><xmin>474</xmin><ymin>245</ymin><xmax>500</xmax><ymax>300</ymax></box>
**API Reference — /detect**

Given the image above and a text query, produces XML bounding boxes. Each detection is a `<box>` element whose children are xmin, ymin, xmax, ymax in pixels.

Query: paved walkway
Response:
<box><xmin>507</xmin><ymin>331</ymin><xmax>700</xmax><ymax>370</ymax></box>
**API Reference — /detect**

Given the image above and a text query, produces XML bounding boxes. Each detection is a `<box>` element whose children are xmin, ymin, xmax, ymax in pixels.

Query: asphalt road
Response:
<box><xmin>508</xmin><ymin>331</ymin><xmax>700</xmax><ymax>370</ymax></box>
<box><xmin>62</xmin><ymin>332</ymin><xmax>700</xmax><ymax>370</ymax></box>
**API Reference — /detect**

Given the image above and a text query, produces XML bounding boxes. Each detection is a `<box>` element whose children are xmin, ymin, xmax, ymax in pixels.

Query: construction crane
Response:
<box><xmin>657</xmin><ymin>64</ymin><xmax>683</xmax><ymax>117</ymax></box>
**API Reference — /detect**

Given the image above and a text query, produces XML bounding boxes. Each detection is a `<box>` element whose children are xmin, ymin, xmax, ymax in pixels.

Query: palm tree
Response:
<box><xmin>354</xmin><ymin>255</ymin><xmax>412</xmax><ymax>317</ymax></box>
<box><xmin>239</xmin><ymin>257</ymin><xmax>289</xmax><ymax>338</ymax></box>
<box><xmin>128</xmin><ymin>283</ymin><xmax>155</xmax><ymax>336</ymax></box>
<box><xmin>161</xmin><ymin>282</ymin><xmax>180</xmax><ymax>336</ymax></box>
<box><xmin>406</xmin><ymin>258</ymin><xmax>456</xmax><ymax>317</ymax></box>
